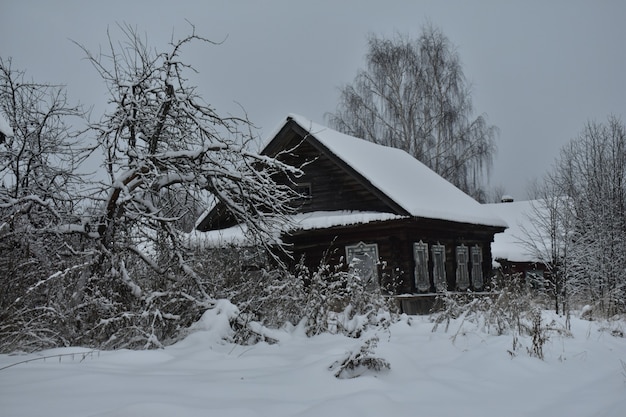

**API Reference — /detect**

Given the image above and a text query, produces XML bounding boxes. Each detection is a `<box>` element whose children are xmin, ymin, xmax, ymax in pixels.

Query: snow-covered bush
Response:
<box><xmin>190</xmin><ymin>247</ymin><xmax>307</xmax><ymax>344</ymax></box>
<box><xmin>431</xmin><ymin>273</ymin><xmax>564</xmax><ymax>358</ymax></box>
<box><xmin>432</xmin><ymin>273</ymin><xmax>534</xmax><ymax>334</ymax></box>
<box><xmin>192</xmin><ymin>248</ymin><xmax>398</xmax><ymax>343</ymax></box>
<box><xmin>328</xmin><ymin>335</ymin><xmax>390</xmax><ymax>379</ymax></box>
<box><xmin>299</xmin><ymin>259</ymin><xmax>396</xmax><ymax>337</ymax></box>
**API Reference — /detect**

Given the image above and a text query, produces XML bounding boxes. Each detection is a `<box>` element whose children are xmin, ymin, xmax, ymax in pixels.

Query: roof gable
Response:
<box><xmin>270</xmin><ymin>114</ymin><xmax>506</xmax><ymax>228</ymax></box>
<box><xmin>263</xmin><ymin>117</ymin><xmax>408</xmax><ymax>215</ymax></box>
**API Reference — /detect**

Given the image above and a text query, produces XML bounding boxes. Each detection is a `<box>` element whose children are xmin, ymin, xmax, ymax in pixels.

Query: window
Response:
<box><xmin>525</xmin><ymin>269</ymin><xmax>544</xmax><ymax>289</ymax></box>
<box><xmin>292</xmin><ymin>183</ymin><xmax>312</xmax><ymax>208</ymax></box>
<box><xmin>471</xmin><ymin>245</ymin><xmax>484</xmax><ymax>289</ymax></box>
<box><xmin>413</xmin><ymin>241</ymin><xmax>430</xmax><ymax>292</ymax></box>
<box><xmin>345</xmin><ymin>242</ymin><xmax>379</xmax><ymax>291</ymax></box>
<box><xmin>456</xmin><ymin>245</ymin><xmax>470</xmax><ymax>291</ymax></box>
<box><xmin>295</xmin><ymin>183</ymin><xmax>312</xmax><ymax>198</ymax></box>
<box><xmin>431</xmin><ymin>243</ymin><xmax>447</xmax><ymax>292</ymax></box>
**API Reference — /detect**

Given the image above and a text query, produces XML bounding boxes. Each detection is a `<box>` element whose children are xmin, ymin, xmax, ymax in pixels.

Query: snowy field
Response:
<box><xmin>1</xmin><ymin>310</ymin><xmax>625</xmax><ymax>417</ymax></box>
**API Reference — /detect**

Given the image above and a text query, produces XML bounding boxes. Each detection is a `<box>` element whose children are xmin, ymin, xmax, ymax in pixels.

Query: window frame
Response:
<box><xmin>413</xmin><ymin>241</ymin><xmax>430</xmax><ymax>292</ymax></box>
<box><xmin>431</xmin><ymin>243</ymin><xmax>447</xmax><ymax>292</ymax></box>
<box><xmin>345</xmin><ymin>241</ymin><xmax>380</xmax><ymax>291</ymax></box>
<box><xmin>456</xmin><ymin>244</ymin><xmax>470</xmax><ymax>291</ymax></box>
<box><xmin>470</xmin><ymin>245</ymin><xmax>484</xmax><ymax>289</ymax></box>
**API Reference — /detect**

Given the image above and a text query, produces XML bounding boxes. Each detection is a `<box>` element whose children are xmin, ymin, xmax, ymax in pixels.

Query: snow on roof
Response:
<box><xmin>484</xmin><ymin>200</ymin><xmax>545</xmax><ymax>262</ymax></box>
<box><xmin>193</xmin><ymin>194</ymin><xmax>218</xmax><ymax>230</ymax></box>
<box><xmin>291</xmin><ymin>210</ymin><xmax>404</xmax><ymax>231</ymax></box>
<box><xmin>285</xmin><ymin>114</ymin><xmax>507</xmax><ymax>228</ymax></box>
<box><xmin>189</xmin><ymin>210</ymin><xmax>405</xmax><ymax>248</ymax></box>
<box><xmin>186</xmin><ymin>224</ymin><xmax>253</xmax><ymax>249</ymax></box>
<box><xmin>0</xmin><ymin>113</ymin><xmax>13</xmax><ymax>137</ymax></box>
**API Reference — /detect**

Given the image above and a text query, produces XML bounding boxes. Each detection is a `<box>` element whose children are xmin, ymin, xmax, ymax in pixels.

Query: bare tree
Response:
<box><xmin>327</xmin><ymin>25</ymin><xmax>497</xmax><ymax>201</ymax></box>
<box><xmin>0</xmin><ymin>58</ymin><xmax>91</xmax><ymax>352</ymax></box>
<box><xmin>520</xmin><ymin>180</ymin><xmax>573</xmax><ymax>317</ymax></box>
<box><xmin>557</xmin><ymin>117</ymin><xmax>626</xmax><ymax>316</ymax></box>
<box><xmin>524</xmin><ymin>116</ymin><xmax>626</xmax><ymax>318</ymax></box>
<box><xmin>68</xmin><ymin>24</ymin><xmax>300</xmax><ymax>347</ymax></box>
<box><xmin>0</xmin><ymin>24</ymin><xmax>301</xmax><ymax>352</ymax></box>
<box><xmin>0</xmin><ymin>58</ymin><xmax>88</xmax><ymax>202</ymax></box>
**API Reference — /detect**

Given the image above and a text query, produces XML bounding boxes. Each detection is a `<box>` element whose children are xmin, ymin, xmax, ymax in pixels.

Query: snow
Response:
<box><xmin>186</xmin><ymin>223</ymin><xmax>254</xmax><ymax>248</ymax></box>
<box><xmin>485</xmin><ymin>200</ymin><xmax>543</xmax><ymax>262</ymax></box>
<box><xmin>188</xmin><ymin>211</ymin><xmax>405</xmax><ymax>248</ymax></box>
<box><xmin>285</xmin><ymin>115</ymin><xmax>507</xmax><ymax>228</ymax></box>
<box><xmin>0</xmin><ymin>112</ymin><xmax>13</xmax><ymax>137</ymax></box>
<box><xmin>186</xmin><ymin>299</ymin><xmax>241</xmax><ymax>343</ymax></box>
<box><xmin>291</xmin><ymin>210</ymin><xmax>404</xmax><ymax>231</ymax></box>
<box><xmin>194</xmin><ymin>194</ymin><xmax>219</xmax><ymax>230</ymax></box>
<box><xmin>1</xmin><ymin>312</ymin><xmax>625</xmax><ymax>417</ymax></box>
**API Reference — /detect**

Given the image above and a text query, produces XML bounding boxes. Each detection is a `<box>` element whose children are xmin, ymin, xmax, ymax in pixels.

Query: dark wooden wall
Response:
<box><xmin>277</xmin><ymin>132</ymin><xmax>391</xmax><ymax>213</ymax></box>
<box><xmin>285</xmin><ymin>218</ymin><xmax>500</xmax><ymax>297</ymax></box>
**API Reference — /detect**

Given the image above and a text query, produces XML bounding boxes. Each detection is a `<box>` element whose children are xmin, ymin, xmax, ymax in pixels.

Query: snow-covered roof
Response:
<box><xmin>485</xmin><ymin>200</ymin><xmax>544</xmax><ymax>262</ymax></box>
<box><xmin>284</xmin><ymin>114</ymin><xmax>507</xmax><ymax>228</ymax></box>
<box><xmin>290</xmin><ymin>210</ymin><xmax>404</xmax><ymax>230</ymax></box>
<box><xmin>189</xmin><ymin>210</ymin><xmax>404</xmax><ymax>248</ymax></box>
<box><xmin>0</xmin><ymin>113</ymin><xmax>13</xmax><ymax>137</ymax></box>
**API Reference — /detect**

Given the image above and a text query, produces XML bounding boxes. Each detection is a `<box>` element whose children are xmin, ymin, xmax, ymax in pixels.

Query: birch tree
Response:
<box><xmin>327</xmin><ymin>25</ymin><xmax>497</xmax><ymax>201</ymax></box>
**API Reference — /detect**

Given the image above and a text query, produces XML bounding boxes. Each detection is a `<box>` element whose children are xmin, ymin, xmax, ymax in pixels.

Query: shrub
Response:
<box><xmin>329</xmin><ymin>335</ymin><xmax>390</xmax><ymax>379</ymax></box>
<box><xmin>431</xmin><ymin>273</ymin><xmax>565</xmax><ymax>358</ymax></box>
<box><xmin>198</xmin><ymin>249</ymin><xmax>399</xmax><ymax>343</ymax></box>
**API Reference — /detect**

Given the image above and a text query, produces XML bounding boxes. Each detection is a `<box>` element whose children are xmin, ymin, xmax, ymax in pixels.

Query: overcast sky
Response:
<box><xmin>2</xmin><ymin>0</ymin><xmax>625</xmax><ymax>200</ymax></box>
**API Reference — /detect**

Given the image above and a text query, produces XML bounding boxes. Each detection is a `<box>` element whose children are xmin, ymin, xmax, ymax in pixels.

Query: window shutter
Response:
<box><xmin>471</xmin><ymin>245</ymin><xmax>484</xmax><ymax>289</ymax></box>
<box><xmin>431</xmin><ymin>243</ymin><xmax>447</xmax><ymax>292</ymax></box>
<box><xmin>345</xmin><ymin>242</ymin><xmax>380</xmax><ymax>291</ymax></box>
<box><xmin>456</xmin><ymin>245</ymin><xmax>470</xmax><ymax>291</ymax></box>
<box><xmin>413</xmin><ymin>241</ymin><xmax>430</xmax><ymax>292</ymax></box>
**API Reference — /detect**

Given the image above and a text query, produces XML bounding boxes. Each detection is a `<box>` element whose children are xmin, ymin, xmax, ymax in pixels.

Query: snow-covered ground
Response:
<box><xmin>1</xmin><ymin>311</ymin><xmax>625</xmax><ymax>417</ymax></box>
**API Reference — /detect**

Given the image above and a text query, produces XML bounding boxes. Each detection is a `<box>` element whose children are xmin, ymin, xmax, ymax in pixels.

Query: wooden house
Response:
<box><xmin>486</xmin><ymin>199</ymin><xmax>551</xmax><ymax>286</ymax></box>
<box><xmin>197</xmin><ymin>115</ymin><xmax>507</xmax><ymax>313</ymax></box>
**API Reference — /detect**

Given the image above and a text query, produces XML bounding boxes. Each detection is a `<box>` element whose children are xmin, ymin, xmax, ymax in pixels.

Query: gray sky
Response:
<box><xmin>2</xmin><ymin>0</ymin><xmax>624</xmax><ymax>200</ymax></box>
